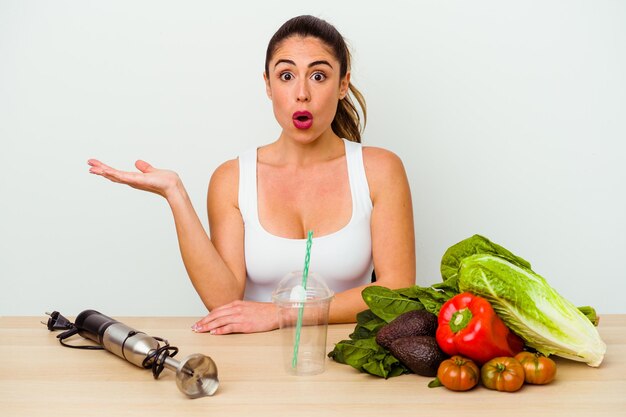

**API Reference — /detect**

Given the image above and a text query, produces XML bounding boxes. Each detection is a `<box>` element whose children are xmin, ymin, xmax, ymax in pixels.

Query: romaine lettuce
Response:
<box><xmin>458</xmin><ymin>253</ymin><xmax>606</xmax><ymax>367</ymax></box>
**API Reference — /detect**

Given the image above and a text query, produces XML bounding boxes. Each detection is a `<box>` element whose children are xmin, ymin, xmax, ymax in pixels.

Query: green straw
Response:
<box><xmin>292</xmin><ymin>230</ymin><xmax>313</xmax><ymax>369</ymax></box>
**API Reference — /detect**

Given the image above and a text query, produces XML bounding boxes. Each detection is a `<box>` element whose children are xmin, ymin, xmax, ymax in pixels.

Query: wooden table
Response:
<box><xmin>1</xmin><ymin>315</ymin><xmax>624</xmax><ymax>417</ymax></box>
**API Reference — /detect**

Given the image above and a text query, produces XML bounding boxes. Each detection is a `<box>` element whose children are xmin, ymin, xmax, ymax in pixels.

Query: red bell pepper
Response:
<box><xmin>436</xmin><ymin>292</ymin><xmax>524</xmax><ymax>364</ymax></box>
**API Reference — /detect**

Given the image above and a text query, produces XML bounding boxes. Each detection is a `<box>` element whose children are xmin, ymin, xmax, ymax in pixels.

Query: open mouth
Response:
<box><xmin>292</xmin><ymin>111</ymin><xmax>313</xmax><ymax>129</ymax></box>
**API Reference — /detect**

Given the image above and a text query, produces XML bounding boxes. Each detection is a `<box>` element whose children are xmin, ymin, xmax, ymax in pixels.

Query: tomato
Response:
<box><xmin>437</xmin><ymin>355</ymin><xmax>480</xmax><ymax>391</ymax></box>
<box><xmin>481</xmin><ymin>357</ymin><xmax>525</xmax><ymax>392</ymax></box>
<box><xmin>515</xmin><ymin>351</ymin><xmax>557</xmax><ymax>385</ymax></box>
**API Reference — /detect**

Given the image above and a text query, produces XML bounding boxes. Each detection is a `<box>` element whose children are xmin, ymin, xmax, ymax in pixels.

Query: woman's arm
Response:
<box><xmin>89</xmin><ymin>158</ymin><xmax>278</xmax><ymax>333</ymax></box>
<box><xmin>87</xmin><ymin>158</ymin><xmax>244</xmax><ymax>309</ymax></box>
<box><xmin>328</xmin><ymin>147</ymin><xmax>416</xmax><ymax>323</ymax></box>
<box><xmin>191</xmin><ymin>159</ymin><xmax>282</xmax><ymax>334</ymax></box>
<box><xmin>168</xmin><ymin>159</ymin><xmax>245</xmax><ymax>308</ymax></box>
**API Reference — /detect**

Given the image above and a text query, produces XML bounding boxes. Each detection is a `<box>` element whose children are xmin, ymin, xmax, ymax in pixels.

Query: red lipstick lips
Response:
<box><xmin>292</xmin><ymin>111</ymin><xmax>313</xmax><ymax>129</ymax></box>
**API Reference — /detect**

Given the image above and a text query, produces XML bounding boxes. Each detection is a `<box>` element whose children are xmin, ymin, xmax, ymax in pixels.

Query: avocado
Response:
<box><xmin>375</xmin><ymin>309</ymin><xmax>438</xmax><ymax>349</ymax></box>
<box><xmin>388</xmin><ymin>336</ymin><xmax>447</xmax><ymax>377</ymax></box>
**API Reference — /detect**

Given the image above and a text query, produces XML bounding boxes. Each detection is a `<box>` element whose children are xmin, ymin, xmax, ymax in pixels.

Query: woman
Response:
<box><xmin>88</xmin><ymin>15</ymin><xmax>415</xmax><ymax>334</ymax></box>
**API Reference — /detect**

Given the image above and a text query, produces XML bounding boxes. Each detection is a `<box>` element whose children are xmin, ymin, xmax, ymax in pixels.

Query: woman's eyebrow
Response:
<box><xmin>308</xmin><ymin>60</ymin><xmax>333</xmax><ymax>69</ymax></box>
<box><xmin>274</xmin><ymin>59</ymin><xmax>296</xmax><ymax>68</ymax></box>
<box><xmin>273</xmin><ymin>59</ymin><xmax>334</xmax><ymax>69</ymax></box>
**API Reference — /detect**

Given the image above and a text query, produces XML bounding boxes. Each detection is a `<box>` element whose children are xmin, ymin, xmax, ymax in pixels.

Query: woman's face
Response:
<box><xmin>264</xmin><ymin>36</ymin><xmax>350</xmax><ymax>144</ymax></box>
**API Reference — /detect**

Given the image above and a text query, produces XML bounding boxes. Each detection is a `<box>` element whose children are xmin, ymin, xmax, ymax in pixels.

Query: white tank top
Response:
<box><xmin>238</xmin><ymin>138</ymin><xmax>374</xmax><ymax>301</ymax></box>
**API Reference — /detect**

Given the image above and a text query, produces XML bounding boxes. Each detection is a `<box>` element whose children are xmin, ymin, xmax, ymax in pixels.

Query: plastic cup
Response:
<box><xmin>272</xmin><ymin>271</ymin><xmax>334</xmax><ymax>376</ymax></box>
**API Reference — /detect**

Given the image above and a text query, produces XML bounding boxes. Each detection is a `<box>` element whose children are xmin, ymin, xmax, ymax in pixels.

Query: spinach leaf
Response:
<box><xmin>396</xmin><ymin>285</ymin><xmax>452</xmax><ymax>315</ymax></box>
<box><xmin>362</xmin><ymin>351</ymin><xmax>409</xmax><ymax>378</ymax></box>
<box><xmin>361</xmin><ymin>286</ymin><xmax>423</xmax><ymax>323</ymax></box>
<box><xmin>328</xmin><ymin>338</ymin><xmax>409</xmax><ymax>378</ymax></box>
<box><xmin>349</xmin><ymin>309</ymin><xmax>386</xmax><ymax>340</ymax></box>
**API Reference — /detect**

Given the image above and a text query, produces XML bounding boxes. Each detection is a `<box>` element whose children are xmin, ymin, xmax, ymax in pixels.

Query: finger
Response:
<box><xmin>88</xmin><ymin>161</ymin><xmax>123</xmax><ymax>178</ymax></box>
<box><xmin>193</xmin><ymin>305</ymin><xmax>237</xmax><ymax>328</ymax></box>
<box><xmin>210</xmin><ymin>324</ymin><xmax>239</xmax><ymax>335</ymax></box>
<box><xmin>135</xmin><ymin>160</ymin><xmax>154</xmax><ymax>173</ymax></box>
<box><xmin>193</xmin><ymin>311</ymin><xmax>242</xmax><ymax>333</ymax></box>
<box><xmin>89</xmin><ymin>166</ymin><xmax>112</xmax><ymax>176</ymax></box>
<box><xmin>88</xmin><ymin>159</ymin><xmax>105</xmax><ymax>174</ymax></box>
<box><xmin>104</xmin><ymin>169</ymin><xmax>149</xmax><ymax>186</ymax></box>
<box><xmin>191</xmin><ymin>300</ymin><xmax>246</xmax><ymax>329</ymax></box>
<box><xmin>192</xmin><ymin>314</ymin><xmax>213</xmax><ymax>329</ymax></box>
<box><xmin>91</xmin><ymin>166</ymin><xmax>144</xmax><ymax>187</ymax></box>
<box><xmin>200</xmin><ymin>300</ymin><xmax>243</xmax><ymax>320</ymax></box>
<box><xmin>87</xmin><ymin>159</ymin><xmax>116</xmax><ymax>171</ymax></box>
<box><xmin>192</xmin><ymin>312</ymin><xmax>223</xmax><ymax>330</ymax></box>
<box><xmin>87</xmin><ymin>158</ymin><xmax>111</xmax><ymax>167</ymax></box>
<box><xmin>89</xmin><ymin>166</ymin><xmax>110</xmax><ymax>176</ymax></box>
<box><xmin>202</xmin><ymin>317</ymin><xmax>243</xmax><ymax>334</ymax></box>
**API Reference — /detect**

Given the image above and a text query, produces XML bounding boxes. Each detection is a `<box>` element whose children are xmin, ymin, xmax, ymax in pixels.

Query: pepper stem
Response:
<box><xmin>449</xmin><ymin>308</ymin><xmax>473</xmax><ymax>333</ymax></box>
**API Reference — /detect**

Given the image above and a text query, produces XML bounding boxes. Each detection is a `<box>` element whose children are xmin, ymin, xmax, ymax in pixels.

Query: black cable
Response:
<box><xmin>57</xmin><ymin>328</ymin><xmax>104</xmax><ymax>350</ymax></box>
<box><xmin>142</xmin><ymin>337</ymin><xmax>179</xmax><ymax>379</ymax></box>
<box><xmin>44</xmin><ymin>310</ymin><xmax>104</xmax><ymax>350</ymax></box>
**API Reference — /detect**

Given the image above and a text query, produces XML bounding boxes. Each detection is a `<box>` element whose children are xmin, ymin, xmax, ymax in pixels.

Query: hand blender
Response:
<box><xmin>44</xmin><ymin>309</ymin><xmax>219</xmax><ymax>399</ymax></box>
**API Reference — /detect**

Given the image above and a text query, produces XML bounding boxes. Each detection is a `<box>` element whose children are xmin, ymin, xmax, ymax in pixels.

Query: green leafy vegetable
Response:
<box><xmin>361</xmin><ymin>286</ymin><xmax>423</xmax><ymax>322</ymax></box>
<box><xmin>327</xmin><ymin>337</ymin><xmax>409</xmax><ymax>378</ymax></box>
<box><xmin>441</xmin><ymin>234</ymin><xmax>531</xmax><ymax>282</ymax></box>
<box><xmin>395</xmin><ymin>286</ymin><xmax>450</xmax><ymax>315</ymax></box>
<box><xmin>577</xmin><ymin>306</ymin><xmax>599</xmax><ymax>326</ymax></box>
<box><xmin>441</xmin><ymin>235</ymin><xmax>597</xmax><ymax>325</ymax></box>
<box><xmin>329</xmin><ymin>284</ymin><xmax>455</xmax><ymax>378</ymax></box>
<box><xmin>458</xmin><ymin>253</ymin><xmax>606</xmax><ymax>367</ymax></box>
<box><xmin>349</xmin><ymin>309</ymin><xmax>386</xmax><ymax>340</ymax></box>
<box><xmin>329</xmin><ymin>234</ymin><xmax>605</xmax><ymax>378</ymax></box>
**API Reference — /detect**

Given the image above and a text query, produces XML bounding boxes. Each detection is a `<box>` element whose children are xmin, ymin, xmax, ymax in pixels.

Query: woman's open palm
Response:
<box><xmin>88</xmin><ymin>159</ymin><xmax>180</xmax><ymax>198</ymax></box>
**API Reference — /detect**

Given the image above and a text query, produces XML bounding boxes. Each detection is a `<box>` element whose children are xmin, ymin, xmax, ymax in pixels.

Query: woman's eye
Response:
<box><xmin>279</xmin><ymin>72</ymin><xmax>293</xmax><ymax>81</ymax></box>
<box><xmin>311</xmin><ymin>72</ymin><xmax>326</xmax><ymax>82</ymax></box>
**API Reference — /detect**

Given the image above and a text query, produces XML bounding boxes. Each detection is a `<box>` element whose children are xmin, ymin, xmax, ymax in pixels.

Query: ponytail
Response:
<box><xmin>333</xmin><ymin>83</ymin><xmax>367</xmax><ymax>143</ymax></box>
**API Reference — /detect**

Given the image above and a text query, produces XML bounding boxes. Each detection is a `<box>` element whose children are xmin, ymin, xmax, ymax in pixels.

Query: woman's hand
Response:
<box><xmin>88</xmin><ymin>159</ymin><xmax>181</xmax><ymax>199</ymax></box>
<box><xmin>192</xmin><ymin>301</ymin><xmax>279</xmax><ymax>335</ymax></box>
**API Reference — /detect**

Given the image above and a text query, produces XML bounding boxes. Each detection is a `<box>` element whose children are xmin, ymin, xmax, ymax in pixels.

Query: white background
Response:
<box><xmin>1</xmin><ymin>1</ymin><xmax>624</xmax><ymax>316</ymax></box>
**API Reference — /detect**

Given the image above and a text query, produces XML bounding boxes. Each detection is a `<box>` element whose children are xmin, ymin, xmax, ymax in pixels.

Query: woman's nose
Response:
<box><xmin>296</xmin><ymin>81</ymin><xmax>310</xmax><ymax>102</ymax></box>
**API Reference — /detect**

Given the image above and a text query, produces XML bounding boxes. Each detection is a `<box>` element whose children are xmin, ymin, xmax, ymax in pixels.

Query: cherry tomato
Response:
<box><xmin>481</xmin><ymin>357</ymin><xmax>525</xmax><ymax>392</ymax></box>
<box><xmin>515</xmin><ymin>351</ymin><xmax>557</xmax><ymax>385</ymax></box>
<box><xmin>437</xmin><ymin>355</ymin><xmax>480</xmax><ymax>391</ymax></box>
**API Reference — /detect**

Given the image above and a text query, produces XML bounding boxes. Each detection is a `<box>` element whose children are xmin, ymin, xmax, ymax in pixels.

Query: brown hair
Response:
<box><xmin>264</xmin><ymin>15</ymin><xmax>367</xmax><ymax>143</ymax></box>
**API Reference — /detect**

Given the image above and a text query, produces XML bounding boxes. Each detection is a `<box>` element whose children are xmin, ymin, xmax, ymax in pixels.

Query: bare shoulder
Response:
<box><xmin>362</xmin><ymin>147</ymin><xmax>409</xmax><ymax>197</ymax></box>
<box><xmin>210</xmin><ymin>158</ymin><xmax>238</xmax><ymax>183</ymax></box>
<box><xmin>362</xmin><ymin>146</ymin><xmax>405</xmax><ymax>171</ymax></box>
<box><xmin>208</xmin><ymin>158</ymin><xmax>239</xmax><ymax>207</ymax></box>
